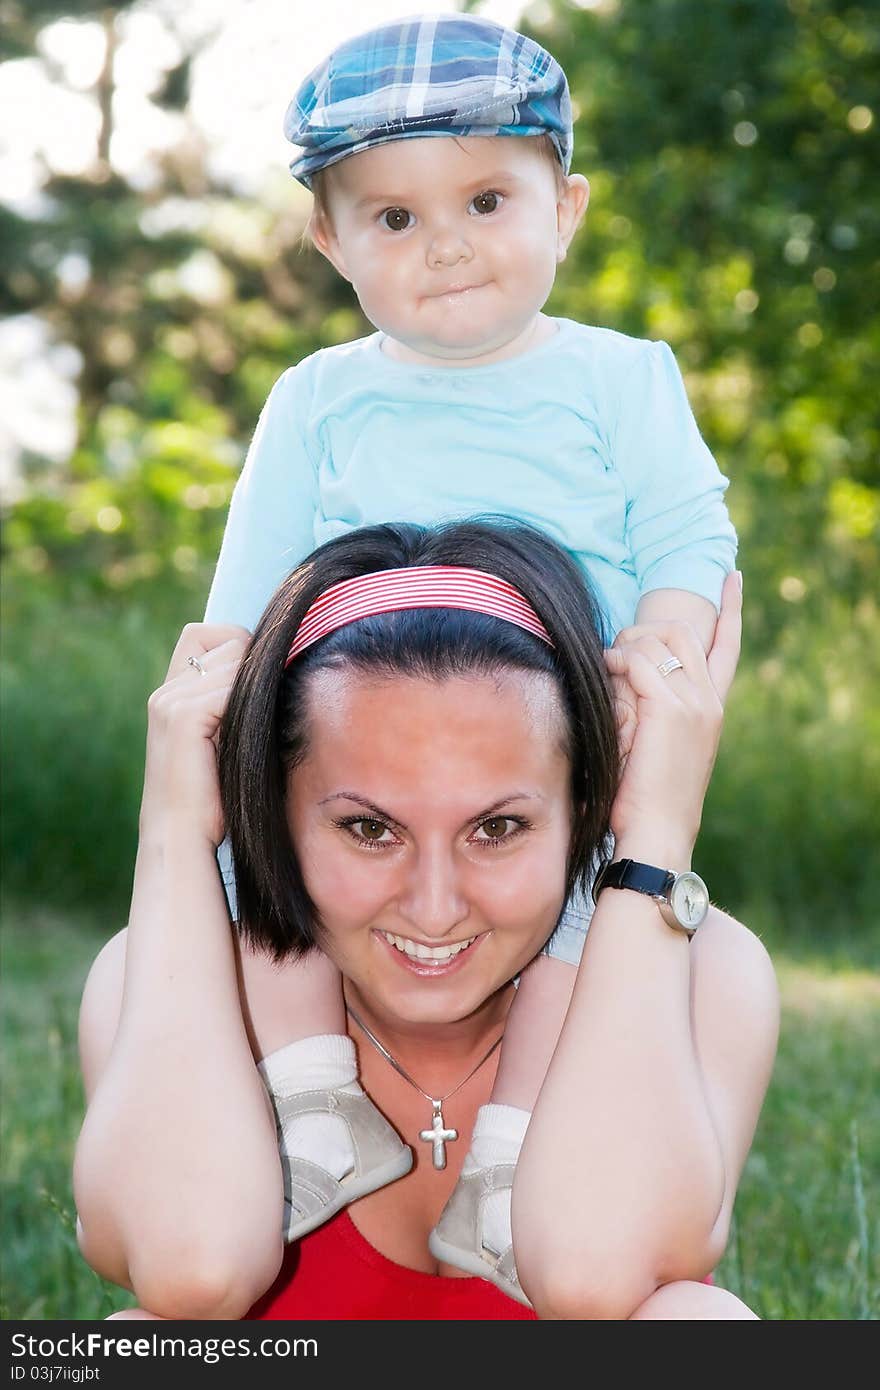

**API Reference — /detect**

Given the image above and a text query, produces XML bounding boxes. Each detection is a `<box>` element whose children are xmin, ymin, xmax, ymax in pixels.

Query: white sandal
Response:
<box><xmin>269</xmin><ymin>1088</ymin><xmax>413</xmax><ymax>1242</ymax></box>
<box><xmin>428</xmin><ymin>1164</ymin><xmax>532</xmax><ymax>1308</ymax></box>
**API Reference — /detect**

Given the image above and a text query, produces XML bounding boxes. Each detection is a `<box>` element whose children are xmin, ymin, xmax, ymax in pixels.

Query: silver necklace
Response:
<box><xmin>346</xmin><ymin>1003</ymin><xmax>504</xmax><ymax>1171</ymax></box>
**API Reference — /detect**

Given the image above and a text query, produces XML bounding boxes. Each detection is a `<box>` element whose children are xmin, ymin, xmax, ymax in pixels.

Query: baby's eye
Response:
<box><xmin>380</xmin><ymin>207</ymin><xmax>414</xmax><ymax>232</ymax></box>
<box><xmin>468</xmin><ymin>191</ymin><xmax>503</xmax><ymax>217</ymax></box>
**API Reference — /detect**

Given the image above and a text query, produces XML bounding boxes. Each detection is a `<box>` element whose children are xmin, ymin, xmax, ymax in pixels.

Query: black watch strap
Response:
<box><xmin>593</xmin><ymin>858</ymin><xmax>676</xmax><ymax>905</ymax></box>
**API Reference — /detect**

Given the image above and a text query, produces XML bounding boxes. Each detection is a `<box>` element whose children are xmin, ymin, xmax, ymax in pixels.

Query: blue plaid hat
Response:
<box><xmin>284</xmin><ymin>13</ymin><xmax>573</xmax><ymax>189</ymax></box>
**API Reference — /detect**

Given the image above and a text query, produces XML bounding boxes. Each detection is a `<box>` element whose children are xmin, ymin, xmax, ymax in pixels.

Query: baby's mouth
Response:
<box><xmin>427</xmin><ymin>282</ymin><xmax>486</xmax><ymax>299</ymax></box>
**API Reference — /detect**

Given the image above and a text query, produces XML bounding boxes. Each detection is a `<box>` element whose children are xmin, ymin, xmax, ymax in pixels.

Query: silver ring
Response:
<box><xmin>187</xmin><ymin>654</ymin><xmax>206</xmax><ymax>676</ymax></box>
<box><xmin>657</xmin><ymin>656</ymin><xmax>684</xmax><ymax>678</ymax></box>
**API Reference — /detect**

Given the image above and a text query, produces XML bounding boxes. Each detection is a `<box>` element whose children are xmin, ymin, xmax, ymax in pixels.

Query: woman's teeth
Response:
<box><xmin>381</xmin><ymin>931</ymin><xmax>475</xmax><ymax>962</ymax></box>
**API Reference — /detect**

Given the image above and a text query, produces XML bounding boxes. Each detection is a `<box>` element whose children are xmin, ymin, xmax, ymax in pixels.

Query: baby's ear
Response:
<box><xmin>308</xmin><ymin>208</ymin><xmax>352</xmax><ymax>282</ymax></box>
<box><xmin>556</xmin><ymin>175</ymin><xmax>590</xmax><ymax>263</ymax></box>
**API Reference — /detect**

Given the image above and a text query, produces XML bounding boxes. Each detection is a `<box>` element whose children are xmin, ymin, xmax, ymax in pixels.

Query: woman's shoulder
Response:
<box><xmin>690</xmin><ymin>910</ymin><xmax>779</xmax><ymax>1077</ymax></box>
<box><xmin>687</xmin><ymin>909</ymin><xmax>779</xmax><ymax>1265</ymax></box>
<box><xmin>692</xmin><ymin>911</ymin><xmax>777</xmax><ymax>989</ymax></box>
<box><xmin>79</xmin><ymin>928</ymin><xmax>127</xmax><ymax>1100</ymax></box>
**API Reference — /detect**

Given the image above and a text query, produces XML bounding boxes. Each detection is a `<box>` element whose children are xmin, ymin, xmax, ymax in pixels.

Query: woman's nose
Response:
<box><xmin>397</xmin><ymin>850</ymin><xmax>470</xmax><ymax>939</ymax></box>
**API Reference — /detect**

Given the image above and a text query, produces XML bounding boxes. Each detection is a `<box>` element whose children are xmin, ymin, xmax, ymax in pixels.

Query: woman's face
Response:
<box><xmin>286</xmin><ymin>666</ymin><xmax>573</xmax><ymax>1028</ymax></box>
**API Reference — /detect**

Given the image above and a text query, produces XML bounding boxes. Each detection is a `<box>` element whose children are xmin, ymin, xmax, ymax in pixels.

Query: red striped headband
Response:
<box><xmin>285</xmin><ymin>566</ymin><xmax>554</xmax><ymax>666</ymax></box>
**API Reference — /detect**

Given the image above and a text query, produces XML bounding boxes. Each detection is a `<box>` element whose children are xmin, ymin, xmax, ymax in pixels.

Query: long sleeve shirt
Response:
<box><xmin>206</xmin><ymin>317</ymin><xmax>737</xmax><ymax>643</ymax></box>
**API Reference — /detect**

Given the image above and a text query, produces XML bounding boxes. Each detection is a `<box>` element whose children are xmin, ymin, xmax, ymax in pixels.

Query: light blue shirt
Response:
<box><xmin>205</xmin><ymin>318</ymin><xmax>736</xmax><ymax>640</ymax></box>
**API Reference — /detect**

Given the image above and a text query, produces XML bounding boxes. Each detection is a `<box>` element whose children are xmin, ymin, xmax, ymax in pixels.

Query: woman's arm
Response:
<box><xmin>513</xmin><ymin>575</ymin><xmax>779</xmax><ymax>1319</ymax></box>
<box><xmin>73</xmin><ymin>625</ymin><xmax>285</xmax><ymax>1320</ymax></box>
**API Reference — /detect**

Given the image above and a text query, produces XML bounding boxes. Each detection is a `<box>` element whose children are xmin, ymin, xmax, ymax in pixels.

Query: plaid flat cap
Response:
<box><xmin>284</xmin><ymin>13</ymin><xmax>573</xmax><ymax>188</ymax></box>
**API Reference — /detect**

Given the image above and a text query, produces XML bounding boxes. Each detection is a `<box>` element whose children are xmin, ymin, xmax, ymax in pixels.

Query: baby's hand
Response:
<box><xmin>610</xmin><ymin>588</ymin><xmax>727</xmax><ymax>765</ymax></box>
<box><xmin>634</xmin><ymin>589</ymin><xmax>718</xmax><ymax>654</ymax></box>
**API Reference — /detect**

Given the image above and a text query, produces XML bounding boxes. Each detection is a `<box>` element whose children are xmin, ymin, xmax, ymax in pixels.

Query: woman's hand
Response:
<box><xmin>139</xmin><ymin>623</ymin><xmax>250</xmax><ymax>848</ymax></box>
<box><xmin>603</xmin><ymin>571</ymin><xmax>742</xmax><ymax>862</ymax></box>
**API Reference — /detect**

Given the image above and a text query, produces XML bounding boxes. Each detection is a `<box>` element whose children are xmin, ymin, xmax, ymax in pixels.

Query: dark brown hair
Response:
<box><xmin>219</xmin><ymin>518</ymin><xmax>618</xmax><ymax>958</ymax></box>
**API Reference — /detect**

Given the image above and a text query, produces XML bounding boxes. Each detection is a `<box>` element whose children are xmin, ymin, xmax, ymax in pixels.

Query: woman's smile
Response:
<box><xmin>286</xmin><ymin>666</ymin><xmax>573</xmax><ymax>1023</ymax></box>
<box><xmin>374</xmin><ymin>926</ymin><xmax>485</xmax><ymax>975</ymax></box>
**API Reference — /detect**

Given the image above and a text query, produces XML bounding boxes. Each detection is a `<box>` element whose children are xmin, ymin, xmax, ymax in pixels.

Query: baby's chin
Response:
<box><xmin>381</xmin><ymin>326</ymin><xmax>530</xmax><ymax>368</ymax></box>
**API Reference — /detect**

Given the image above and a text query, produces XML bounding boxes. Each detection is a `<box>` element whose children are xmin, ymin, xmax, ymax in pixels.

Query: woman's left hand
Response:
<box><xmin>603</xmin><ymin>571</ymin><xmax>742</xmax><ymax>861</ymax></box>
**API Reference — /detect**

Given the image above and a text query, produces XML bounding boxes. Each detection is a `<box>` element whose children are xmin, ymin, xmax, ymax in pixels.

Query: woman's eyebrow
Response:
<box><xmin>319</xmin><ymin>792</ymin><xmax>405</xmax><ymax>830</ymax></box>
<box><xmin>469</xmin><ymin>794</ymin><xmax>542</xmax><ymax>822</ymax></box>
<box><xmin>318</xmin><ymin>791</ymin><xmax>542</xmax><ymax>832</ymax></box>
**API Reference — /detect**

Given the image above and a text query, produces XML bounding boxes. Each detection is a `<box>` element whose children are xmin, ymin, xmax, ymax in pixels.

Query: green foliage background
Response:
<box><xmin>0</xmin><ymin>0</ymin><xmax>878</xmax><ymax>1325</ymax></box>
<box><xmin>3</xmin><ymin>0</ymin><xmax>877</xmax><ymax>941</ymax></box>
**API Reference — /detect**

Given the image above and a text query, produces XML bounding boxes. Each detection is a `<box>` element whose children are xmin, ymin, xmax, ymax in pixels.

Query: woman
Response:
<box><xmin>74</xmin><ymin>519</ymin><xmax>778</xmax><ymax>1320</ymax></box>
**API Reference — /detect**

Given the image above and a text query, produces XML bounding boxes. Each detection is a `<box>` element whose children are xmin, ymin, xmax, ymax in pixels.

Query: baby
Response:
<box><xmin>205</xmin><ymin>13</ymin><xmax>737</xmax><ymax>1306</ymax></box>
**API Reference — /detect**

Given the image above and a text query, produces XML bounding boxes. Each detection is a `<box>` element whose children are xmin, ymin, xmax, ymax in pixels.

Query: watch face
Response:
<box><xmin>670</xmin><ymin>872</ymin><xmax>709</xmax><ymax>930</ymax></box>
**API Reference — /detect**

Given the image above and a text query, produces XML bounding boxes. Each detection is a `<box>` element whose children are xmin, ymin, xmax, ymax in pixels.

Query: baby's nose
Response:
<box><xmin>426</xmin><ymin>228</ymin><xmax>474</xmax><ymax>268</ymax></box>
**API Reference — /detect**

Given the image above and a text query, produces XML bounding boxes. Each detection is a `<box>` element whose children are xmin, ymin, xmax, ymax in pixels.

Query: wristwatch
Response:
<box><xmin>592</xmin><ymin>858</ymin><xmax>709</xmax><ymax>937</ymax></box>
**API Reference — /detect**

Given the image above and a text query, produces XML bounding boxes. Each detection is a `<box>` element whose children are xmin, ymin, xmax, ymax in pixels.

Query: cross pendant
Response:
<box><xmin>419</xmin><ymin>1101</ymin><xmax>458</xmax><ymax>1170</ymax></box>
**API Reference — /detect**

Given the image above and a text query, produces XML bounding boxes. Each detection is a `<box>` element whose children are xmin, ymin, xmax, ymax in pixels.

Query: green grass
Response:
<box><xmin>3</xmin><ymin>575</ymin><xmax>879</xmax><ymax>939</ymax></box>
<box><xmin>0</xmin><ymin>910</ymin><xmax>129</xmax><ymax>1320</ymax></box>
<box><xmin>1</xmin><ymin>580</ymin><xmax>193</xmax><ymax>918</ymax></box>
<box><xmin>716</xmin><ymin>954</ymin><xmax>879</xmax><ymax>1318</ymax></box>
<box><xmin>1</xmin><ymin>908</ymin><xmax>877</xmax><ymax>1320</ymax></box>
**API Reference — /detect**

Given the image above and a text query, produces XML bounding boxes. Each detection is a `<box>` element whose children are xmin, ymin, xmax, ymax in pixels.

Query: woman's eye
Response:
<box><xmin>468</xmin><ymin>191</ymin><xmax>502</xmax><ymax>216</ymax></box>
<box><xmin>334</xmin><ymin>815</ymin><xmax>396</xmax><ymax>848</ymax></box>
<box><xmin>481</xmin><ymin>817</ymin><xmax>510</xmax><ymax>838</ymax></box>
<box><xmin>473</xmin><ymin>816</ymin><xmax>522</xmax><ymax>845</ymax></box>
<box><xmin>355</xmin><ymin>819</ymin><xmax>390</xmax><ymax>842</ymax></box>
<box><xmin>381</xmin><ymin>207</ymin><xmax>413</xmax><ymax>232</ymax></box>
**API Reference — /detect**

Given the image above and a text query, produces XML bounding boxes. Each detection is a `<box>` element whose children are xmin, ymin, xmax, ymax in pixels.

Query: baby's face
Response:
<box><xmin>310</xmin><ymin>136</ymin><xmax>587</xmax><ymax>367</ymax></box>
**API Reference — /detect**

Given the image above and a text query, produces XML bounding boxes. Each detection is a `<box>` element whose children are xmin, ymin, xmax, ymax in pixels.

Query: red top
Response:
<box><xmin>248</xmin><ymin>1210</ymin><xmax>536</xmax><ymax>1321</ymax></box>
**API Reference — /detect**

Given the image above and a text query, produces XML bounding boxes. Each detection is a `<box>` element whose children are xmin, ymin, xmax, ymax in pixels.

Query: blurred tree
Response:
<box><xmin>535</xmin><ymin>0</ymin><xmax>878</xmax><ymax>625</ymax></box>
<box><xmin>1</xmin><ymin>0</ymin><xmax>877</xmax><ymax>924</ymax></box>
<box><xmin>525</xmin><ymin>0</ymin><xmax>879</xmax><ymax>924</ymax></box>
<box><xmin>1</xmin><ymin>0</ymin><xmax>355</xmax><ymax>595</ymax></box>
<box><xmin>4</xmin><ymin>0</ymin><xmax>874</xmax><ymax>609</ymax></box>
